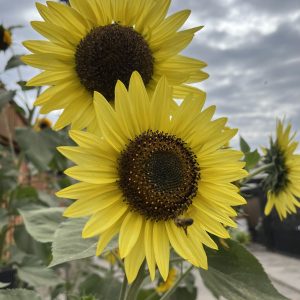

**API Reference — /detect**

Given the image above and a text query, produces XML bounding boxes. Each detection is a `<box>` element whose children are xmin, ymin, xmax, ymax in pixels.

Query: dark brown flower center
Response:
<box><xmin>75</xmin><ymin>24</ymin><xmax>154</xmax><ymax>101</ymax></box>
<box><xmin>117</xmin><ymin>130</ymin><xmax>200</xmax><ymax>221</ymax></box>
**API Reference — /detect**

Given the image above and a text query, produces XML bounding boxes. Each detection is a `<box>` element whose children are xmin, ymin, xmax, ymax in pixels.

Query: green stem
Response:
<box><xmin>125</xmin><ymin>261</ymin><xmax>146</xmax><ymax>300</ymax></box>
<box><xmin>160</xmin><ymin>265</ymin><xmax>194</xmax><ymax>300</ymax></box>
<box><xmin>118</xmin><ymin>274</ymin><xmax>128</xmax><ymax>300</ymax></box>
<box><xmin>243</xmin><ymin>163</ymin><xmax>274</xmax><ymax>184</ymax></box>
<box><xmin>145</xmin><ymin>291</ymin><xmax>158</xmax><ymax>300</ymax></box>
<box><xmin>111</xmin><ymin>251</ymin><xmax>125</xmax><ymax>271</ymax></box>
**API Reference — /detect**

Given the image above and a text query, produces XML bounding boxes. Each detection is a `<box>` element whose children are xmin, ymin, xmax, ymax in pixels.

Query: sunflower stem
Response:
<box><xmin>125</xmin><ymin>261</ymin><xmax>146</xmax><ymax>300</ymax></box>
<box><xmin>243</xmin><ymin>162</ymin><xmax>274</xmax><ymax>184</ymax></box>
<box><xmin>118</xmin><ymin>273</ymin><xmax>128</xmax><ymax>300</ymax></box>
<box><xmin>160</xmin><ymin>265</ymin><xmax>194</xmax><ymax>300</ymax></box>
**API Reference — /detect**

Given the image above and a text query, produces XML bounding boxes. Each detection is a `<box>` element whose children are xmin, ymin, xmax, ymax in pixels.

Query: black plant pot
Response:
<box><xmin>0</xmin><ymin>267</ymin><xmax>17</xmax><ymax>289</ymax></box>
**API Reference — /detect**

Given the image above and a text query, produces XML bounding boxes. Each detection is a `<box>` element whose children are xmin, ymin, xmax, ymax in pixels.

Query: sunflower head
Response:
<box><xmin>56</xmin><ymin>72</ymin><xmax>247</xmax><ymax>283</ymax></box>
<box><xmin>0</xmin><ymin>25</ymin><xmax>12</xmax><ymax>51</ymax></box>
<box><xmin>34</xmin><ymin>117</ymin><xmax>52</xmax><ymax>131</ymax></box>
<box><xmin>22</xmin><ymin>0</ymin><xmax>208</xmax><ymax>131</ymax></box>
<box><xmin>263</xmin><ymin>120</ymin><xmax>300</xmax><ymax>219</ymax></box>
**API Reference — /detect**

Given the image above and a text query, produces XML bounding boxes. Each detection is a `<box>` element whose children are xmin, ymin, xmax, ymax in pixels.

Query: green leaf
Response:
<box><xmin>171</xmin><ymin>287</ymin><xmax>197</xmax><ymax>300</ymax></box>
<box><xmin>13</xmin><ymin>225</ymin><xmax>52</xmax><ymax>264</ymax></box>
<box><xmin>244</xmin><ymin>150</ymin><xmax>260</xmax><ymax>170</ymax></box>
<box><xmin>50</xmin><ymin>218</ymin><xmax>97</xmax><ymax>267</ymax></box>
<box><xmin>15</xmin><ymin>128</ymin><xmax>70</xmax><ymax>171</ymax></box>
<box><xmin>137</xmin><ymin>289</ymin><xmax>159</xmax><ymax>300</ymax></box>
<box><xmin>240</xmin><ymin>136</ymin><xmax>251</xmax><ymax>154</ymax></box>
<box><xmin>19</xmin><ymin>207</ymin><xmax>65</xmax><ymax>243</ymax></box>
<box><xmin>9</xmin><ymin>186</ymin><xmax>41</xmax><ymax>214</ymax></box>
<box><xmin>5</xmin><ymin>55</ymin><xmax>25</xmax><ymax>70</ymax></box>
<box><xmin>0</xmin><ymin>282</ymin><xmax>10</xmax><ymax>288</ymax></box>
<box><xmin>0</xmin><ymin>289</ymin><xmax>41</xmax><ymax>300</ymax></box>
<box><xmin>37</xmin><ymin>190</ymin><xmax>60</xmax><ymax>207</ymax></box>
<box><xmin>0</xmin><ymin>208</ymin><xmax>8</xmax><ymax>231</ymax></box>
<box><xmin>17</xmin><ymin>264</ymin><xmax>63</xmax><ymax>288</ymax></box>
<box><xmin>0</xmin><ymin>90</ymin><xmax>15</xmax><ymax>111</ymax></box>
<box><xmin>200</xmin><ymin>240</ymin><xmax>288</xmax><ymax>300</ymax></box>
<box><xmin>80</xmin><ymin>273</ymin><xmax>121</xmax><ymax>300</ymax></box>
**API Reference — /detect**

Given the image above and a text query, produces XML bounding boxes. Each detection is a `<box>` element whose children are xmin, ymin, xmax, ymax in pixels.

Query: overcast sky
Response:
<box><xmin>0</xmin><ymin>0</ymin><xmax>300</xmax><ymax>149</ymax></box>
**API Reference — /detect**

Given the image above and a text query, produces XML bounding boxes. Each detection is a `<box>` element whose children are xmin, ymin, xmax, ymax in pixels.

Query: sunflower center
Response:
<box><xmin>118</xmin><ymin>130</ymin><xmax>200</xmax><ymax>221</ymax></box>
<box><xmin>75</xmin><ymin>24</ymin><xmax>154</xmax><ymax>101</ymax></box>
<box><xmin>263</xmin><ymin>142</ymin><xmax>289</xmax><ymax>195</ymax></box>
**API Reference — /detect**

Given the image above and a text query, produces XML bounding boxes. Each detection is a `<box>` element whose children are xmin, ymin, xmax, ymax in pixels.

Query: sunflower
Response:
<box><xmin>22</xmin><ymin>0</ymin><xmax>208</xmax><ymax>131</ymax></box>
<box><xmin>263</xmin><ymin>120</ymin><xmax>300</xmax><ymax>219</ymax></box>
<box><xmin>0</xmin><ymin>25</ymin><xmax>12</xmax><ymax>51</ymax></box>
<box><xmin>56</xmin><ymin>72</ymin><xmax>247</xmax><ymax>283</ymax></box>
<box><xmin>34</xmin><ymin>117</ymin><xmax>52</xmax><ymax>131</ymax></box>
<box><xmin>156</xmin><ymin>268</ymin><xmax>177</xmax><ymax>293</ymax></box>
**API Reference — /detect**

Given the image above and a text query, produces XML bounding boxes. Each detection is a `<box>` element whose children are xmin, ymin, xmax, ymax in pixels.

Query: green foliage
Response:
<box><xmin>200</xmin><ymin>240</ymin><xmax>288</xmax><ymax>300</ymax></box>
<box><xmin>15</xmin><ymin>128</ymin><xmax>69</xmax><ymax>171</ymax></box>
<box><xmin>0</xmin><ymin>282</ymin><xmax>10</xmax><ymax>288</ymax></box>
<box><xmin>19</xmin><ymin>207</ymin><xmax>65</xmax><ymax>243</ymax></box>
<box><xmin>0</xmin><ymin>208</ymin><xmax>8</xmax><ymax>231</ymax></box>
<box><xmin>79</xmin><ymin>273</ymin><xmax>121</xmax><ymax>300</ymax></box>
<box><xmin>50</xmin><ymin>218</ymin><xmax>97</xmax><ymax>267</ymax></box>
<box><xmin>239</xmin><ymin>136</ymin><xmax>261</xmax><ymax>170</ymax></box>
<box><xmin>240</xmin><ymin>136</ymin><xmax>250</xmax><ymax>153</ymax></box>
<box><xmin>13</xmin><ymin>225</ymin><xmax>52</xmax><ymax>264</ymax></box>
<box><xmin>0</xmin><ymin>289</ymin><xmax>41</xmax><ymax>300</ymax></box>
<box><xmin>16</xmin><ymin>259</ymin><xmax>63</xmax><ymax>288</ymax></box>
<box><xmin>4</xmin><ymin>55</ymin><xmax>25</xmax><ymax>70</ymax></box>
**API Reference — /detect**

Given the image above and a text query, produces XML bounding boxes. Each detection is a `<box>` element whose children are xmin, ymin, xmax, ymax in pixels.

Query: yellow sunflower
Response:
<box><xmin>156</xmin><ymin>268</ymin><xmax>177</xmax><ymax>293</ymax></box>
<box><xmin>22</xmin><ymin>0</ymin><xmax>208</xmax><ymax>131</ymax></box>
<box><xmin>33</xmin><ymin>117</ymin><xmax>52</xmax><ymax>131</ymax></box>
<box><xmin>56</xmin><ymin>72</ymin><xmax>247</xmax><ymax>283</ymax></box>
<box><xmin>263</xmin><ymin>120</ymin><xmax>300</xmax><ymax>219</ymax></box>
<box><xmin>0</xmin><ymin>25</ymin><xmax>12</xmax><ymax>51</ymax></box>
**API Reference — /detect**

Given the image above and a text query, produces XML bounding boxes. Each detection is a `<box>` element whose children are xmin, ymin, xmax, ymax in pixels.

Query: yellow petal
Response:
<box><xmin>63</xmin><ymin>189</ymin><xmax>122</xmax><ymax>217</ymax></box>
<box><xmin>82</xmin><ymin>202</ymin><xmax>128</xmax><ymax>238</ymax></box>
<box><xmin>153</xmin><ymin>222</ymin><xmax>169</xmax><ymax>281</ymax></box>
<box><xmin>144</xmin><ymin>221</ymin><xmax>156</xmax><ymax>281</ymax></box>
<box><xmin>124</xmin><ymin>227</ymin><xmax>146</xmax><ymax>284</ymax></box>
<box><xmin>119</xmin><ymin>212</ymin><xmax>143</xmax><ymax>258</ymax></box>
<box><xmin>64</xmin><ymin>166</ymin><xmax>118</xmax><ymax>184</ymax></box>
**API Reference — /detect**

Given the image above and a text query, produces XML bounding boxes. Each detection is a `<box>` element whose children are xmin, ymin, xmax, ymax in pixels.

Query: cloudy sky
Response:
<box><xmin>0</xmin><ymin>0</ymin><xmax>300</xmax><ymax>149</ymax></box>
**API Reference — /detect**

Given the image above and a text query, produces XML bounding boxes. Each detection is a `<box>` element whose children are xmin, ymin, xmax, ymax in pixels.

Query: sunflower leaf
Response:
<box><xmin>0</xmin><ymin>289</ymin><xmax>41</xmax><ymax>300</ymax></box>
<box><xmin>50</xmin><ymin>218</ymin><xmax>97</xmax><ymax>267</ymax></box>
<box><xmin>200</xmin><ymin>240</ymin><xmax>288</xmax><ymax>300</ymax></box>
<box><xmin>0</xmin><ymin>282</ymin><xmax>10</xmax><ymax>288</ymax></box>
<box><xmin>50</xmin><ymin>218</ymin><xmax>119</xmax><ymax>267</ymax></box>
<box><xmin>19</xmin><ymin>207</ymin><xmax>65</xmax><ymax>243</ymax></box>
<box><xmin>240</xmin><ymin>136</ymin><xmax>251</xmax><ymax>154</ymax></box>
<box><xmin>244</xmin><ymin>150</ymin><xmax>260</xmax><ymax>170</ymax></box>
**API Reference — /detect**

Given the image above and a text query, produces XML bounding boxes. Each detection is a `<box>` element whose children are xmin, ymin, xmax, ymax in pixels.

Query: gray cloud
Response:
<box><xmin>1</xmin><ymin>0</ymin><xmax>300</xmax><ymax>150</ymax></box>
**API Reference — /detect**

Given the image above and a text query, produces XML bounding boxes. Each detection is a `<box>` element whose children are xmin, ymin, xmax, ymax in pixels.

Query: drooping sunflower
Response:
<box><xmin>156</xmin><ymin>268</ymin><xmax>177</xmax><ymax>293</ymax></box>
<box><xmin>263</xmin><ymin>120</ymin><xmax>300</xmax><ymax>219</ymax></box>
<box><xmin>22</xmin><ymin>0</ymin><xmax>208</xmax><ymax>131</ymax></box>
<box><xmin>33</xmin><ymin>117</ymin><xmax>52</xmax><ymax>131</ymax></box>
<box><xmin>0</xmin><ymin>25</ymin><xmax>12</xmax><ymax>51</ymax></box>
<box><xmin>56</xmin><ymin>72</ymin><xmax>247</xmax><ymax>283</ymax></box>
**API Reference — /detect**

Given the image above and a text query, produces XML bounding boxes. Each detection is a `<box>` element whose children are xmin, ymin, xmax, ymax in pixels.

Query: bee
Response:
<box><xmin>174</xmin><ymin>217</ymin><xmax>194</xmax><ymax>236</ymax></box>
